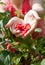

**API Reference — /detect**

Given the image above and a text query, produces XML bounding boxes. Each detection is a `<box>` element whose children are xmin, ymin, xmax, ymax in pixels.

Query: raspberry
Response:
<box><xmin>25</xmin><ymin>23</ymin><xmax>31</xmax><ymax>30</ymax></box>
<box><xmin>21</xmin><ymin>25</ymin><xmax>25</xmax><ymax>30</ymax></box>
<box><xmin>4</xmin><ymin>43</ymin><xmax>16</xmax><ymax>53</ymax></box>
<box><xmin>15</xmin><ymin>24</ymin><xmax>22</xmax><ymax>29</ymax></box>
<box><xmin>15</xmin><ymin>23</ymin><xmax>31</xmax><ymax>36</ymax></box>
<box><xmin>4</xmin><ymin>43</ymin><xmax>9</xmax><ymax>47</ymax></box>
<box><xmin>21</xmin><ymin>29</ymin><xmax>28</xmax><ymax>36</ymax></box>
<box><xmin>10</xmin><ymin>48</ymin><xmax>16</xmax><ymax>53</ymax></box>
<box><xmin>7</xmin><ymin>44</ymin><xmax>12</xmax><ymax>50</ymax></box>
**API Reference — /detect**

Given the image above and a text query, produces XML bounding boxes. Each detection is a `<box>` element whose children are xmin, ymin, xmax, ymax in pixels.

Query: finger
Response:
<box><xmin>10</xmin><ymin>29</ymin><xmax>20</xmax><ymax>34</ymax></box>
<box><xmin>13</xmin><ymin>30</ymin><xmax>20</xmax><ymax>34</ymax></box>
<box><xmin>22</xmin><ymin>23</ymin><xmax>37</xmax><ymax>38</ymax></box>
<box><xmin>15</xmin><ymin>32</ymin><xmax>22</xmax><ymax>37</ymax></box>
<box><xmin>31</xmin><ymin>10</ymin><xmax>41</xmax><ymax>21</ymax></box>
<box><xmin>5</xmin><ymin>21</ymin><xmax>13</xmax><ymax>28</ymax></box>
<box><xmin>24</xmin><ymin>10</ymin><xmax>41</xmax><ymax>25</ymax></box>
<box><xmin>5</xmin><ymin>19</ymin><xmax>14</xmax><ymax>28</ymax></box>
<box><xmin>22</xmin><ymin>30</ymin><xmax>30</xmax><ymax>38</ymax></box>
<box><xmin>5</xmin><ymin>17</ymin><xmax>18</xmax><ymax>28</ymax></box>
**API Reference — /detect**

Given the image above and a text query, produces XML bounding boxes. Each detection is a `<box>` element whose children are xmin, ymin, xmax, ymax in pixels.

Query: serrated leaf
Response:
<box><xmin>3</xmin><ymin>16</ymin><xmax>10</xmax><ymax>26</ymax></box>
<box><xmin>14</xmin><ymin>54</ymin><xmax>21</xmax><ymax>65</ymax></box>
<box><xmin>0</xmin><ymin>14</ymin><xmax>4</xmax><ymax>19</ymax></box>
<box><xmin>0</xmin><ymin>51</ymin><xmax>11</xmax><ymax>65</ymax></box>
<box><xmin>4</xmin><ymin>55</ymin><xmax>11</xmax><ymax>65</ymax></box>
<box><xmin>34</xmin><ymin>62</ymin><xmax>41</xmax><ymax>65</ymax></box>
<box><xmin>0</xmin><ymin>53</ymin><xmax>4</xmax><ymax>62</ymax></box>
<box><xmin>23</xmin><ymin>52</ymin><xmax>28</xmax><ymax>60</ymax></box>
<box><xmin>41</xmin><ymin>59</ymin><xmax>45</xmax><ymax>65</ymax></box>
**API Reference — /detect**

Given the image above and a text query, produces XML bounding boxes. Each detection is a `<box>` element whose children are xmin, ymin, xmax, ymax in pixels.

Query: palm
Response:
<box><xmin>5</xmin><ymin>10</ymin><xmax>41</xmax><ymax>38</ymax></box>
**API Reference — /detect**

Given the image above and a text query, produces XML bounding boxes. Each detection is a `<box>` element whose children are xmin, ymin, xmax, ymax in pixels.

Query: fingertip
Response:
<box><xmin>5</xmin><ymin>24</ymin><xmax>10</xmax><ymax>28</ymax></box>
<box><xmin>36</xmin><ymin>17</ymin><xmax>41</xmax><ymax>21</ymax></box>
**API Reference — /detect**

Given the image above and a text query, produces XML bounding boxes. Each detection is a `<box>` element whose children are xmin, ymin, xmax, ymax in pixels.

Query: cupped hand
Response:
<box><xmin>5</xmin><ymin>17</ymin><xmax>24</xmax><ymax>36</ymax></box>
<box><xmin>5</xmin><ymin>10</ymin><xmax>41</xmax><ymax>38</ymax></box>
<box><xmin>21</xmin><ymin>10</ymin><xmax>41</xmax><ymax>38</ymax></box>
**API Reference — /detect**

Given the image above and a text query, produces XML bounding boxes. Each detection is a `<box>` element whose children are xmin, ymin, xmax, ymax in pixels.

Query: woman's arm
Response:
<box><xmin>30</xmin><ymin>0</ymin><xmax>45</xmax><ymax>18</ymax></box>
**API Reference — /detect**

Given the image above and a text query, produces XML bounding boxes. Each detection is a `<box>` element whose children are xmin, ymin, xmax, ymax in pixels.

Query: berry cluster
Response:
<box><xmin>15</xmin><ymin>23</ymin><xmax>31</xmax><ymax>36</ymax></box>
<box><xmin>5</xmin><ymin>43</ymin><xmax>16</xmax><ymax>53</ymax></box>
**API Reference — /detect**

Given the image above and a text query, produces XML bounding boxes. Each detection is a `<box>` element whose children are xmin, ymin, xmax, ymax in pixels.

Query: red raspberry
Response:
<box><xmin>21</xmin><ymin>24</ymin><xmax>31</xmax><ymax>36</ymax></box>
<box><xmin>15</xmin><ymin>23</ymin><xmax>31</xmax><ymax>36</ymax></box>
<box><xmin>15</xmin><ymin>24</ymin><xmax>22</xmax><ymax>29</ymax></box>
<box><xmin>21</xmin><ymin>29</ymin><xmax>28</xmax><ymax>36</ymax></box>
<box><xmin>10</xmin><ymin>48</ymin><xmax>16</xmax><ymax>53</ymax></box>
<box><xmin>4</xmin><ymin>43</ymin><xmax>9</xmax><ymax>47</ymax></box>
<box><xmin>5</xmin><ymin>43</ymin><xmax>16</xmax><ymax>53</ymax></box>
<box><xmin>25</xmin><ymin>23</ymin><xmax>31</xmax><ymax>30</ymax></box>
<box><xmin>20</xmin><ymin>25</ymin><xmax>25</xmax><ymax>30</ymax></box>
<box><xmin>7</xmin><ymin>44</ymin><xmax>12</xmax><ymax>50</ymax></box>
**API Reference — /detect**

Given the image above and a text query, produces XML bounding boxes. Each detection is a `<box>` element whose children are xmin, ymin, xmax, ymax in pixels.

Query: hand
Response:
<box><xmin>22</xmin><ymin>10</ymin><xmax>41</xmax><ymax>38</ymax></box>
<box><xmin>5</xmin><ymin>10</ymin><xmax>41</xmax><ymax>39</ymax></box>
<box><xmin>5</xmin><ymin>17</ymin><xmax>24</xmax><ymax>36</ymax></box>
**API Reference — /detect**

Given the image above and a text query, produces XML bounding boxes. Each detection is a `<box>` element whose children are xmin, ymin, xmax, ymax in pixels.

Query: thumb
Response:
<box><xmin>36</xmin><ymin>16</ymin><xmax>41</xmax><ymax>21</ymax></box>
<box><xmin>32</xmin><ymin>10</ymin><xmax>41</xmax><ymax>21</ymax></box>
<box><xmin>5</xmin><ymin>17</ymin><xmax>18</xmax><ymax>28</ymax></box>
<box><xmin>5</xmin><ymin>20</ymin><xmax>14</xmax><ymax>28</ymax></box>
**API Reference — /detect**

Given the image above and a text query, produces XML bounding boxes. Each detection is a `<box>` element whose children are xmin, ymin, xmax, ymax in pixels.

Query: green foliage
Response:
<box><xmin>0</xmin><ymin>8</ymin><xmax>45</xmax><ymax>65</ymax></box>
<box><xmin>0</xmin><ymin>51</ymin><xmax>12</xmax><ymax>65</ymax></box>
<box><xmin>14</xmin><ymin>54</ymin><xmax>22</xmax><ymax>65</ymax></box>
<box><xmin>41</xmin><ymin>59</ymin><xmax>45</xmax><ymax>65</ymax></box>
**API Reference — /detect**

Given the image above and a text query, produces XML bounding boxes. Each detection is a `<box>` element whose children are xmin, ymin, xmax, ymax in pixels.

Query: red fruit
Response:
<box><xmin>6</xmin><ymin>5</ymin><xmax>16</xmax><ymax>17</ymax></box>
<box><xmin>25</xmin><ymin>23</ymin><xmax>31</xmax><ymax>30</ymax></box>
<box><xmin>15</xmin><ymin>23</ymin><xmax>31</xmax><ymax>36</ymax></box>
<box><xmin>15</xmin><ymin>23</ymin><xmax>31</xmax><ymax>30</ymax></box>
<box><xmin>15</xmin><ymin>24</ymin><xmax>22</xmax><ymax>29</ymax></box>
<box><xmin>21</xmin><ymin>24</ymin><xmax>31</xmax><ymax>36</ymax></box>
<box><xmin>21</xmin><ymin>29</ymin><xmax>28</xmax><ymax>36</ymax></box>
<box><xmin>5</xmin><ymin>43</ymin><xmax>9</xmax><ymax>47</ymax></box>
<box><xmin>7</xmin><ymin>44</ymin><xmax>12</xmax><ymax>50</ymax></box>
<box><xmin>10</xmin><ymin>48</ymin><xmax>16</xmax><ymax>53</ymax></box>
<box><xmin>21</xmin><ymin>25</ymin><xmax>25</xmax><ymax>30</ymax></box>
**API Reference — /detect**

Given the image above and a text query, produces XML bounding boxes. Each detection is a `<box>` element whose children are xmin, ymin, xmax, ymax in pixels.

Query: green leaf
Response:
<box><xmin>3</xmin><ymin>16</ymin><xmax>10</xmax><ymax>26</ymax></box>
<box><xmin>4</xmin><ymin>55</ymin><xmax>11</xmax><ymax>65</ymax></box>
<box><xmin>0</xmin><ymin>51</ymin><xmax>11</xmax><ymax>65</ymax></box>
<box><xmin>34</xmin><ymin>62</ymin><xmax>41</xmax><ymax>65</ymax></box>
<box><xmin>23</xmin><ymin>52</ymin><xmax>28</xmax><ymax>60</ymax></box>
<box><xmin>14</xmin><ymin>54</ymin><xmax>21</xmax><ymax>65</ymax></box>
<box><xmin>0</xmin><ymin>2</ymin><xmax>6</xmax><ymax>5</ymax></box>
<box><xmin>0</xmin><ymin>12</ymin><xmax>11</xmax><ymax>26</ymax></box>
<box><xmin>0</xmin><ymin>14</ymin><xmax>4</xmax><ymax>20</ymax></box>
<box><xmin>0</xmin><ymin>53</ymin><xmax>4</xmax><ymax>62</ymax></box>
<box><xmin>41</xmin><ymin>59</ymin><xmax>45</xmax><ymax>65</ymax></box>
<box><xmin>0</xmin><ymin>60</ymin><xmax>5</xmax><ymax>65</ymax></box>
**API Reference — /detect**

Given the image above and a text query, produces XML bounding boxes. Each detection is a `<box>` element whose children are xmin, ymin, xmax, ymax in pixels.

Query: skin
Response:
<box><xmin>30</xmin><ymin>0</ymin><xmax>45</xmax><ymax>18</ymax></box>
<box><xmin>0</xmin><ymin>0</ymin><xmax>45</xmax><ymax>38</ymax></box>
